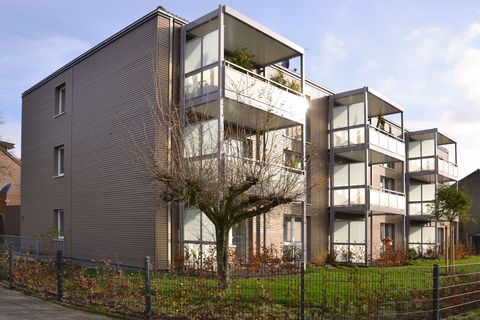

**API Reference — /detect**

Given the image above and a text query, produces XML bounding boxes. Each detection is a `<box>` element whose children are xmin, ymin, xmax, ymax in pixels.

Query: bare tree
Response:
<box><xmin>132</xmin><ymin>70</ymin><xmax>306</xmax><ymax>287</ymax></box>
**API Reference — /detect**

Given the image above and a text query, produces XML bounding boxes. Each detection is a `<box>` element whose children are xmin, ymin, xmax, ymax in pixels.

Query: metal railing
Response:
<box><xmin>224</xmin><ymin>61</ymin><xmax>307</xmax><ymax>124</ymax></box>
<box><xmin>0</xmin><ymin>235</ymin><xmax>64</xmax><ymax>258</ymax></box>
<box><xmin>368</xmin><ymin>125</ymin><xmax>405</xmax><ymax>157</ymax></box>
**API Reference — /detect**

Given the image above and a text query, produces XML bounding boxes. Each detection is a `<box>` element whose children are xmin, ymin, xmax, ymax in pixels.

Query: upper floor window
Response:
<box><xmin>54</xmin><ymin>209</ymin><xmax>65</xmax><ymax>239</ymax></box>
<box><xmin>55</xmin><ymin>84</ymin><xmax>66</xmax><ymax>116</ymax></box>
<box><xmin>380</xmin><ymin>176</ymin><xmax>394</xmax><ymax>191</ymax></box>
<box><xmin>54</xmin><ymin>145</ymin><xmax>65</xmax><ymax>177</ymax></box>
<box><xmin>284</xmin><ymin>150</ymin><xmax>302</xmax><ymax>169</ymax></box>
<box><xmin>380</xmin><ymin>162</ymin><xmax>395</xmax><ymax>169</ymax></box>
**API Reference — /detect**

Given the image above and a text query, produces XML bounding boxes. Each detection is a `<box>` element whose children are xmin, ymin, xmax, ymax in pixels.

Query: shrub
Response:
<box><xmin>225</xmin><ymin>47</ymin><xmax>255</xmax><ymax>70</ymax></box>
<box><xmin>269</xmin><ymin>71</ymin><xmax>301</xmax><ymax>92</ymax></box>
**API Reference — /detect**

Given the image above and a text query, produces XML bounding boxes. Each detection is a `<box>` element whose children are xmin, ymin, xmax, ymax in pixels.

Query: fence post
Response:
<box><xmin>432</xmin><ymin>264</ymin><xmax>440</xmax><ymax>320</ymax></box>
<box><xmin>301</xmin><ymin>261</ymin><xmax>305</xmax><ymax>320</ymax></box>
<box><xmin>56</xmin><ymin>250</ymin><xmax>63</xmax><ymax>302</ymax></box>
<box><xmin>8</xmin><ymin>246</ymin><xmax>14</xmax><ymax>289</ymax></box>
<box><xmin>144</xmin><ymin>256</ymin><xmax>152</xmax><ymax>320</ymax></box>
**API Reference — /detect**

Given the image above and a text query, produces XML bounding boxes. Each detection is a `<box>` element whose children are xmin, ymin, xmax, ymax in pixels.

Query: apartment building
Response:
<box><xmin>21</xmin><ymin>5</ymin><xmax>458</xmax><ymax>267</ymax></box>
<box><xmin>0</xmin><ymin>141</ymin><xmax>21</xmax><ymax>235</ymax></box>
<box><xmin>406</xmin><ymin>129</ymin><xmax>458</xmax><ymax>257</ymax></box>
<box><xmin>459</xmin><ymin>169</ymin><xmax>480</xmax><ymax>248</ymax></box>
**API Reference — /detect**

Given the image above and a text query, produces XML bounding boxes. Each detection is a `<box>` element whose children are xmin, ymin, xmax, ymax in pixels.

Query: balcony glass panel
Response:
<box><xmin>334</xmin><ymin>189</ymin><xmax>349</xmax><ymax>205</ymax></box>
<box><xmin>350</xmin><ymin>221</ymin><xmax>366</xmax><ymax>243</ymax></box>
<box><xmin>350</xmin><ymin>187</ymin><xmax>365</xmax><ymax>205</ymax></box>
<box><xmin>202</xmin><ymin>30</ymin><xmax>219</xmax><ymax>66</ymax></box>
<box><xmin>409</xmin><ymin>185</ymin><xmax>422</xmax><ymax>201</ymax></box>
<box><xmin>349</xmin><ymin>102</ymin><xmax>365</xmax><ymax>126</ymax></box>
<box><xmin>422</xmin><ymin>202</ymin><xmax>432</xmax><ymax>215</ymax></box>
<box><xmin>333</xmin><ymin>130</ymin><xmax>348</xmax><ymax>147</ymax></box>
<box><xmin>350</xmin><ymin>163</ymin><xmax>365</xmax><ymax>185</ymax></box>
<box><xmin>201</xmin><ymin>66</ymin><xmax>219</xmax><ymax>95</ymax></box>
<box><xmin>409</xmin><ymin>226</ymin><xmax>422</xmax><ymax>242</ymax></box>
<box><xmin>333</xmin><ymin>106</ymin><xmax>348</xmax><ymax>129</ymax></box>
<box><xmin>333</xmin><ymin>164</ymin><xmax>349</xmax><ymax>187</ymax></box>
<box><xmin>422</xmin><ymin>157</ymin><xmax>435</xmax><ymax>170</ymax></box>
<box><xmin>409</xmin><ymin>203</ymin><xmax>422</xmax><ymax>215</ymax></box>
<box><xmin>423</xmin><ymin>184</ymin><xmax>436</xmax><ymax>201</ymax></box>
<box><xmin>409</xmin><ymin>159</ymin><xmax>421</xmax><ymax>172</ymax></box>
<box><xmin>334</xmin><ymin>221</ymin><xmax>349</xmax><ymax>243</ymax></box>
<box><xmin>185</xmin><ymin>72</ymin><xmax>201</xmax><ymax>99</ymax></box>
<box><xmin>422</xmin><ymin>139</ymin><xmax>435</xmax><ymax>157</ymax></box>
<box><xmin>349</xmin><ymin>127</ymin><xmax>365</xmax><ymax>144</ymax></box>
<box><xmin>369</xmin><ymin>126</ymin><xmax>405</xmax><ymax>157</ymax></box>
<box><xmin>370</xmin><ymin>187</ymin><xmax>406</xmax><ymax>211</ymax></box>
<box><xmin>423</xmin><ymin>227</ymin><xmax>436</xmax><ymax>243</ymax></box>
<box><xmin>185</xmin><ymin>37</ymin><xmax>202</xmax><ymax>74</ymax></box>
<box><xmin>184</xmin><ymin>208</ymin><xmax>202</xmax><ymax>241</ymax></box>
<box><xmin>408</xmin><ymin>141</ymin><xmax>421</xmax><ymax>158</ymax></box>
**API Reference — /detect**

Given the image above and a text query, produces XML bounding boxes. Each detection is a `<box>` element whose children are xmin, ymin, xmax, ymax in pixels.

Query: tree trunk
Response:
<box><xmin>451</xmin><ymin>222</ymin><xmax>455</xmax><ymax>268</ymax></box>
<box><xmin>216</xmin><ymin>226</ymin><xmax>230</xmax><ymax>289</ymax></box>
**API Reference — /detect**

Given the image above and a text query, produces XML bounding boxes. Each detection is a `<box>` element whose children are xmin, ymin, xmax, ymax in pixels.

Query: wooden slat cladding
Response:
<box><xmin>22</xmin><ymin>14</ymin><xmax>181</xmax><ymax>268</ymax></box>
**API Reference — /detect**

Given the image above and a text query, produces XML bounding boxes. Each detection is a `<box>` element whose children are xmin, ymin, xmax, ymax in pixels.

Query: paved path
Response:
<box><xmin>0</xmin><ymin>286</ymin><xmax>113</xmax><ymax>319</ymax></box>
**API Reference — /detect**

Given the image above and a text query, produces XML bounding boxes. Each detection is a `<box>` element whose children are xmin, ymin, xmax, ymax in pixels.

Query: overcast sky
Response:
<box><xmin>1</xmin><ymin>0</ymin><xmax>479</xmax><ymax>178</ymax></box>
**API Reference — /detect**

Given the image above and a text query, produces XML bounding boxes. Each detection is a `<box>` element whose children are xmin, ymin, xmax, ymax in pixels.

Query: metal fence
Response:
<box><xmin>0</xmin><ymin>235</ymin><xmax>64</xmax><ymax>258</ymax></box>
<box><xmin>1</xmin><ymin>249</ymin><xmax>480</xmax><ymax>319</ymax></box>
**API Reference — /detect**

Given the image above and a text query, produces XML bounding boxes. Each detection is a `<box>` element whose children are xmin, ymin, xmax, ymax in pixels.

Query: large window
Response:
<box><xmin>54</xmin><ymin>145</ymin><xmax>65</xmax><ymax>177</ymax></box>
<box><xmin>55</xmin><ymin>84</ymin><xmax>66</xmax><ymax>116</ymax></box>
<box><xmin>184</xmin><ymin>30</ymin><xmax>219</xmax><ymax>99</ymax></box>
<box><xmin>54</xmin><ymin>209</ymin><xmax>64</xmax><ymax>239</ymax></box>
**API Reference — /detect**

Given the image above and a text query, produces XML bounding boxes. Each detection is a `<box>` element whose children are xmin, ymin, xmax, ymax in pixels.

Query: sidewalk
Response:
<box><xmin>0</xmin><ymin>286</ymin><xmax>112</xmax><ymax>319</ymax></box>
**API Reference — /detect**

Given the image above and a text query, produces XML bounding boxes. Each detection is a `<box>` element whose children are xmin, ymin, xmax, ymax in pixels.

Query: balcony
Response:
<box><xmin>368</xmin><ymin>125</ymin><xmax>405</xmax><ymax>159</ymax></box>
<box><xmin>330</xmin><ymin>87</ymin><xmax>405</xmax><ymax>164</ymax></box>
<box><xmin>407</xmin><ymin>128</ymin><xmax>458</xmax><ymax>182</ymax></box>
<box><xmin>332</xmin><ymin>185</ymin><xmax>406</xmax><ymax>215</ymax></box>
<box><xmin>224</xmin><ymin>61</ymin><xmax>307</xmax><ymax>129</ymax></box>
<box><xmin>181</xmin><ymin>5</ymin><xmax>306</xmax><ymax>132</ymax></box>
<box><xmin>225</xmin><ymin>155</ymin><xmax>305</xmax><ymax>200</ymax></box>
<box><xmin>369</xmin><ymin>186</ymin><xmax>406</xmax><ymax>213</ymax></box>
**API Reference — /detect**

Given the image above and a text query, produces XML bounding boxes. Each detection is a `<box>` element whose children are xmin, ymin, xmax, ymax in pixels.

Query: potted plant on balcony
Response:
<box><xmin>225</xmin><ymin>47</ymin><xmax>255</xmax><ymax>70</ymax></box>
<box><xmin>270</xmin><ymin>71</ymin><xmax>301</xmax><ymax>92</ymax></box>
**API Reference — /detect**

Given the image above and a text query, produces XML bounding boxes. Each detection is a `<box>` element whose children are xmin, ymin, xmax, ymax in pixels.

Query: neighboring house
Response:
<box><xmin>0</xmin><ymin>141</ymin><xmax>21</xmax><ymax>236</ymax></box>
<box><xmin>21</xmin><ymin>5</ymin><xmax>459</xmax><ymax>267</ymax></box>
<box><xmin>459</xmin><ymin>169</ymin><xmax>480</xmax><ymax>249</ymax></box>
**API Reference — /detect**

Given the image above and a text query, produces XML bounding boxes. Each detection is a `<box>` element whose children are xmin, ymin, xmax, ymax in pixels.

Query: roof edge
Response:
<box><xmin>22</xmin><ymin>7</ymin><xmax>188</xmax><ymax>98</ymax></box>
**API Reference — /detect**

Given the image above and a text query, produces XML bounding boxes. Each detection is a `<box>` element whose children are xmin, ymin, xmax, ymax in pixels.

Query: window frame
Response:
<box><xmin>55</xmin><ymin>84</ymin><xmax>66</xmax><ymax>116</ymax></box>
<box><xmin>54</xmin><ymin>209</ymin><xmax>65</xmax><ymax>240</ymax></box>
<box><xmin>54</xmin><ymin>145</ymin><xmax>65</xmax><ymax>177</ymax></box>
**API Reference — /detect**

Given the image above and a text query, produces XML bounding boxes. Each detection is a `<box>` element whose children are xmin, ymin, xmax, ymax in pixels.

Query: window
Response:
<box><xmin>381</xmin><ymin>162</ymin><xmax>395</xmax><ymax>169</ymax></box>
<box><xmin>380</xmin><ymin>223</ymin><xmax>395</xmax><ymax>243</ymax></box>
<box><xmin>380</xmin><ymin>176</ymin><xmax>394</xmax><ymax>191</ymax></box>
<box><xmin>284</xmin><ymin>150</ymin><xmax>302</xmax><ymax>169</ymax></box>
<box><xmin>54</xmin><ymin>210</ymin><xmax>64</xmax><ymax>239</ymax></box>
<box><xmin>55</xmin><ymin>84</ymin><xmax>66</xmax><ymax>115</ymax></box>
<box><xmin>54</xmin><ymin>145</ymin><xmax>65</xmax><ymax>177</ymax></box>
<box><xmin>284</xmin><ymin>216</ymin><xmax>302</xmax><ymax>245</ymax></box>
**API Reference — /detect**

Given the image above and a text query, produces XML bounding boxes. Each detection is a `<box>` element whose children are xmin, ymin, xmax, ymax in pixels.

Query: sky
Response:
<box><xmin>0</xmin><ymin>0</ymin><xmax>479</xmax><ymax>178</ymax></box>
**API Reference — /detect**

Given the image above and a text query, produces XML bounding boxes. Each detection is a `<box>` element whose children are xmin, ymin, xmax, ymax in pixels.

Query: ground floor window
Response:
<box><xmin>381</xmin><ymin>223</ymin><xmax>395</xmax><ymax>246</ymax></box>
<box><xmin>54</xmin><ymin>209</ymin><xmax>64</xmax><ymax>239</ymax></box>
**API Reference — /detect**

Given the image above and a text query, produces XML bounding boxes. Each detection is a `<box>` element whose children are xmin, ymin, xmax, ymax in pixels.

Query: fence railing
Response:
<box><xmin>0</xmin><ymin>235</ymin><xmax>64</xmax><ymax>258</ymax></box>
<box><xmin>1</xmin><ymin>249</ymin><xmax>480</xmax><ymax>319</ymax></box>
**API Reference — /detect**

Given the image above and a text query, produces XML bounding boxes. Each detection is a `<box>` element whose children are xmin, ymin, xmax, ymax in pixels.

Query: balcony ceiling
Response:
<box><xmin>224</xmin><ymin>12</ymin><xmax>301</xmax><ymax>66</ymax></box>
<box><xmin>408</xmin><ymin>129</ymin><xmax>456</xmax><ymax>145</ymax></box>
<box><xmin>189</xmin><ymin>99</ymin><xmax>299</xmax><ymax>132</ymax></box>
<box><xmin>335</xmin><ymin>148</ymin><xmax>404</xmax><ymax>164</ymax></box>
